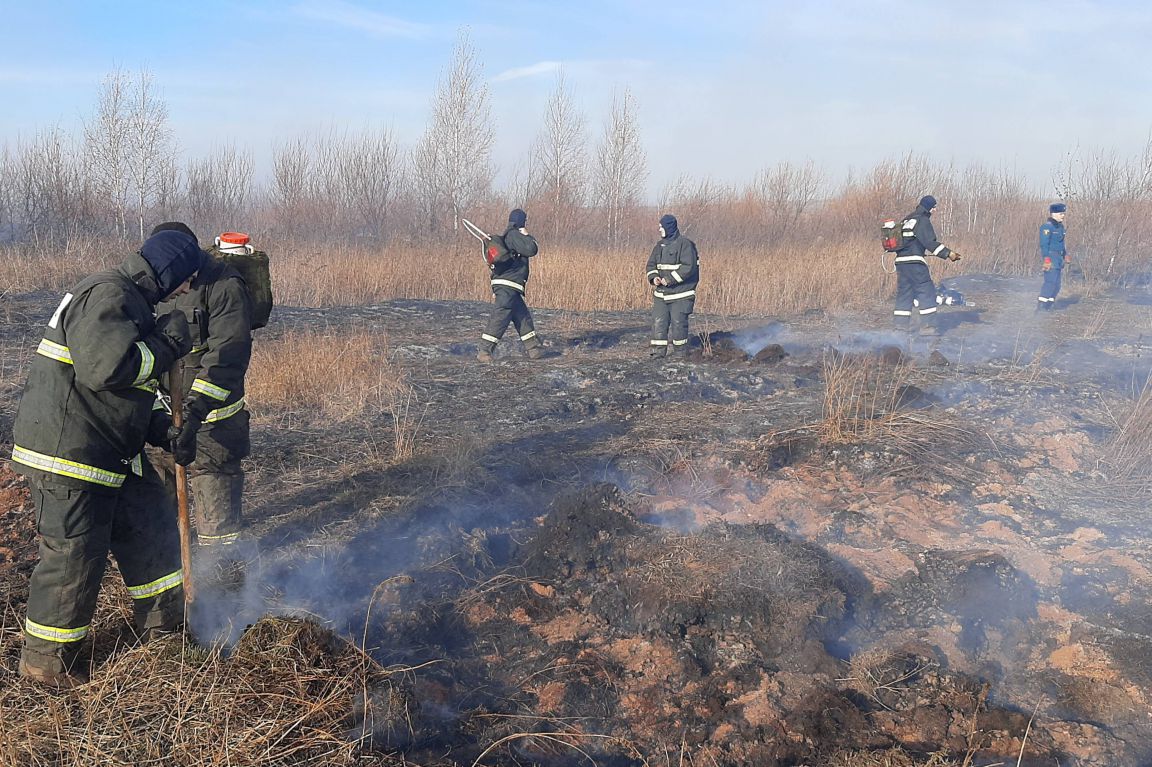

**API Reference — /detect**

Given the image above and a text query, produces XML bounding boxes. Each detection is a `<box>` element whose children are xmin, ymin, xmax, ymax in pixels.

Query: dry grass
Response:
<box><xmin>1098</xmin><ymin>375</ymin><xmax>1152</xmax><ymax>494</ymax></box>
<box><xmin>0</xmin><ymin>615</ymin><xmax>410</xmax><ymax>766</ymax></box>
<box><xmin>246</xmin><ymin>327</ymin><xmax>409</xmax><ymax>423</ymax></box>
<box><xmin>818</xmin><ymin>348</ymin><xmax>919</xmax><ymax>443</ymax></box>
<box><xmin>2</xmin><ymin>236</ymin><xmax>899</xmax><ymax>317</ymax></box>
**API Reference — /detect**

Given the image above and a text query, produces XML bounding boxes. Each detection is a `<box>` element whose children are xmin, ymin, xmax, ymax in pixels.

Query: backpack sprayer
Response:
<box><xmin>461</xmin><ymin>218</ymin><xmax>510</xmax><ymax>265</ymax></box>
<box><xmin>880</xmin><ymin>216</ymin><xmax>975</xmax><ymax>307</ymax></box>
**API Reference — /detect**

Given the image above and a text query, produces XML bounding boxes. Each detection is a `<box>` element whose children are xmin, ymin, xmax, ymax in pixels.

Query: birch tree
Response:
<box><xmin>126</xmin><ymin>70</ymin><xmax>174</xmax><ymax>240</ymax></box>
<box><xmin>593</xmin><ymin>89</ymin><xmax>646</xmax><ymax>251</ymax></box>
<box><xmin>530</xmin><ymin>71</ymin><xmax>588</xmax><ymax>242</ymax></box>
<box><xmin>414</xmin><ymin>33</ymin><xmax>494</xmax><ymax>236</ymax></box>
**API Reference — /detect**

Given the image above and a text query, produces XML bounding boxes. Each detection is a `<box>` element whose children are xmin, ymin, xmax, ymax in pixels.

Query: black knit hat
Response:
<box><xmin>150</xmin><ymin>221</ymin><xmax>199</xmax><ymax>241</ymax></box>
<box><xmin>509</xmin><ymin>208</ymin><xmax>527</xmax><ymax>228</ymax></box>
<box><xmin>139</xmin><ymin>230</ymin><xmax>204</xmax><ymax>298</ymax></box>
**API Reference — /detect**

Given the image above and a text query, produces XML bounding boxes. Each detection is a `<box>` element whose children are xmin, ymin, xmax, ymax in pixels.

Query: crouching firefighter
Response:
<box><xmin>10</xmin><ymin>230</ymin><xmax>202</xmax><ymax>686</ymax></box>
<box><xmin>892</xmin><ymin>195</ymin><xmax>961</xmax><ymax>335</ymax></box>
<box><xmin>154</xmin><ymin>223</ymin><xmax>254</xmax><ymax>551</ymax></box>
<box><xmin>646</xmin><ymin>214</ymin><xmax>699</xmax><ymax>357</ymax></box>
<box><xmin>478</xmin><ymin>208</ymin><xmax>543</xmax><ymax>362</ymax></box>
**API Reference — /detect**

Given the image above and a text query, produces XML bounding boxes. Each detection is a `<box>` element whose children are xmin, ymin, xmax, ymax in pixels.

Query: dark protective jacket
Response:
<box><xmin>489</xmin><ymin>226</ymin><xmax>539</xmax><ymax>293</ymax></box>
<box><xmin>895</xmin><ymin>205</ymin><xmax>953</xmax><ymax>265</ymax></box>
<box><xmin>1039</xmin><ymin>218</ymin><xmax>1067</xmax><ymax>264</ymax></box>
<box><xmin>11</xmin><ymin>252</ymin><xmax>186</xmax><ymax>492</ymax></box>
<box><xmin>158</xmin><ymin>255</ymin><xmax>253</xmax><ymax>423</ymax></box>
<box><xmin>646</xmin><ymin>234</ymin><xmax>699</xmax><ymax>301</ymax></box>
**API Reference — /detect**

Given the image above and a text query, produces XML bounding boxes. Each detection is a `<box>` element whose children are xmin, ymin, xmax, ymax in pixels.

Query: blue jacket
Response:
<box><xmin>1039</xmin><ymin>218</ymin><xmax>1066</xmax><ymax>263</ymax></box>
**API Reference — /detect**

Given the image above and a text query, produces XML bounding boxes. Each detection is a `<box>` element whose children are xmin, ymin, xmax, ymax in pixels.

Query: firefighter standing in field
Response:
<box><xmin>646</xmin><ymin>214</ymin><xmax>699</xmax><ymax>358</ymax></box>
<box><xmin>10</xmin><ymin>230</ymin><xmax>201</xmax><ymax>686</ymax></box>
<box><xmin>478</xmin><ymin>208</ymin><xmax>543</xmax><ymax>362</ymax></box>
<box><xmin>153</xmin><ymin>223</ymin><xmax>254</xmax><ymax>554</ymax></box>
<box><xmin>892</xmin><ymin>195</ymin><xmax>961</xmax><ymax>335</ymax></box>
<box><xmin>1037</xmin><ymin>202</ymin><xmax>1069</xmax><ymax>311</ymax></box>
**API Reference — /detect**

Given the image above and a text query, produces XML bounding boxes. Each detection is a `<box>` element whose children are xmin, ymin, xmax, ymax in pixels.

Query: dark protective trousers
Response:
<box><xmin>893</xmin><ymin>262</ymin><xmax>937</xmax><ymax>330</ymax></box>
<box><xmin>1038</xmin><ymin>266</ymin><xmax>1062</xmax><ymax>308</ymax></box>
<box><xmin>155</xmin><ymin>410</ymin><xmax>250</xmax><ymax>547</ymax></box>
<box><xmin>480</xmin><ymin>286</ymin><xmax>540</xmax><ymax>353</ymax></box>
<box><xmin>23</xmin><ymin>459</ymin><xmax>184</xmax><ymax>671</ymax></box>
<box><xmin>651</xmin><ymin>297</ymin><xmax>695</xmax><ymax>356</ymax></box>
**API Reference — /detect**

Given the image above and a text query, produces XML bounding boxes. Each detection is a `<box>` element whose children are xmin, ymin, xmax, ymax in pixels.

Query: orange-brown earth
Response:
<box><xmin>1</xmin><ymin>273</ymin><xmax>1151</xmax><ymax>765</ymax></box>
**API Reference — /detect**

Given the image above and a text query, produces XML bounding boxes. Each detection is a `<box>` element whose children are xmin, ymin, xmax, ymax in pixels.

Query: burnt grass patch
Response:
<box><xmin>4</xmin><ymin>277</ymin><xmax>1152</xmax><ymax>765</ymax></box>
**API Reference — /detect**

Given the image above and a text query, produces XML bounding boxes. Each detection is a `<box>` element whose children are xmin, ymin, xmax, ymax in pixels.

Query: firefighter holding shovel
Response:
<box><xmin>10</xmin><ymin>230</ymin><xmax>201</xmax><ymax>687</ymax></box>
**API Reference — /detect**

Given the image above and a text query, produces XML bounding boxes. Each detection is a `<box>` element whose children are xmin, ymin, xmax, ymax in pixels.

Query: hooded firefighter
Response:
<box><xmin>646</xmin><ymin>214</ymin><xmax>699</xmax><ymax>357</ymax></box>
<box><xmin>10</xmin><ymin>230</ymin><xmax>202</xmax><ymax>686</ymax></box>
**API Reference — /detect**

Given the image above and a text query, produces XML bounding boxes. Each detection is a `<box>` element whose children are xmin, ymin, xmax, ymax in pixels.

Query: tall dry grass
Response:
<box><xmin>1</xmin><ymin>229</ymin><xmax>990</xmax><ymax>318</ymax></box>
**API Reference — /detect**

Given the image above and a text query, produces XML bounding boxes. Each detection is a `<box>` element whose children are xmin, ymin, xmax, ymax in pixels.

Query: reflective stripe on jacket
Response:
<box><xmin>158</xmin><ymin>256</ymin><xmax>253</xmax><ymax>424</ymax></box>
<box><xmin>646</xmin><ymin>235</ymin><xmax>699</xmax><ymax>301</ymax></box>
<box><xmin>12</xmin><ymin>252</ymin><xmax>180</xmax><ymax>491</ymax></box>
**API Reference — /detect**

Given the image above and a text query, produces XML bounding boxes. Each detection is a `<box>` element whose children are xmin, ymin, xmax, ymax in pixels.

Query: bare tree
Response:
<box><xmin>752</xmin><ymin>161</ymin><xmax>824</xmax><ymax>243</ymax></box>
<box><xmin>126</xmin><ymin>70</ymin><xmax>174</xmax><ymax>240</ymax></box>
<box><xmin>593</xmin><ymin>89</ymin><xmax>646</xmax><ymax>251</ymax></box>
<box><xmin>530</xmin><ymin>70</ymin><xmax>588</xmax><ymax>243</ymax></box>
<box><xmin>84</xmin><ymin>70</ymin><xmax>133</xmax><ymax>238</ymax></box>
<box><xmin>271</xmin><ymin>138</ymin><xmax>313</xmax><ymax>238</ymax></box>
<box><xmin>338</xmin><ymin>127</ymin><xmax>403</xmax><ymax>241</ymax></box>
<box><xmin>187</xmin><ymin>145</ymin><xmax>254</xmax><ymax>236</ymax></box>
<box><xmin>413</xmin><ymin>33</ymin><xmax>495</xmax><ymax>237</ymax></box>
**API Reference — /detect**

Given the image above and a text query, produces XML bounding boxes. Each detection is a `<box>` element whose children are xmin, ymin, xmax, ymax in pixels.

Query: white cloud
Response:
<box><xmin>492</xmin><ymin>61</ymin><xmax>562</xmax><ymax>82</ymax></box>
<box><xmin>291</xmin><ymin>0</ymin><xmax>431</xmax><ymax>39</ymax></box>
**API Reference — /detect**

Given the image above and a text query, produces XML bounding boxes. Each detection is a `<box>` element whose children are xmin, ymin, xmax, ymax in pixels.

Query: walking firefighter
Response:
<box><xmin>1037</xmin><ymin>202</ymin><xmax>1069</xmax><ymax>310</ymax></box>
<box><xmin>476</xmin><ymin>208</ymin><xmax>543</xmax><ymax>362</ymax></box>
<box><xmin>646</xmin><ymin>214</ymin><xmax>699</xmax><ymax>358</ymax></box>
<box><xmin>891</xmin><ymin>195</ymin><xmax>961</xmax><ymax>335</ymax></box>
<box><xmin>10</xmin><ymin>230</ymin><xmax>201</xmax><ymax>687</ymax></box>
<box><xmin>154</xmin><ymin>224</ymin><xmax>254</xmax><ymax>553</ymax></box>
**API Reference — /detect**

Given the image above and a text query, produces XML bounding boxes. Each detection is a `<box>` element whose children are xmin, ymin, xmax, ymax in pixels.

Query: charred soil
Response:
<box><xmin>2</xmin><ymin>274</ymin><xmax>1151</xmax><ymax>765</ymax></box>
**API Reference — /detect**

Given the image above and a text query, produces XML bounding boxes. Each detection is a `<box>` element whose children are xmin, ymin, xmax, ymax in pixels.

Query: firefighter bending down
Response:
<box><xmin>154</xmin><ymin>223</ymin><xmax>254</xmax><ymax>554</ymax></box>
<box><xmin>892</xmin><ymin>195</ymin><xmax>961</xmax><ymax>336</ymax></box>
<box><xmin>478</xmin><ymin>208</ymin><xmax>543</xmax><ymax>362</ymax></box>
<box><xmin>646</xmin><ymin>214</ymin><xmax>699</xmax><ymax>358</ymax></box>
<box><xmin>10</xmin><ymin>230</ymin><xmax>202</xmax><ymax>687</ymax></box>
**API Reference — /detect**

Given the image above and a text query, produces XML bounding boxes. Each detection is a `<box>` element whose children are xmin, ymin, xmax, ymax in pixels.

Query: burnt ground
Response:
<box><xmin>2</xmin><ymin>273</ymin><xmax>1152</xmax><ymax>765</ymax></box>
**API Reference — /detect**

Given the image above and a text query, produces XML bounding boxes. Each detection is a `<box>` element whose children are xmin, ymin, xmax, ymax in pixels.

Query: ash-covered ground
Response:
<box><xmin>2</xmin><ymin>273</ymin><xmax>1151</xmax><ymax>765</ymax></box>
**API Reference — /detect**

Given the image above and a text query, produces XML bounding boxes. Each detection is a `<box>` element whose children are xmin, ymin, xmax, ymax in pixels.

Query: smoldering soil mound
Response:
<box><xmin>3</xmin><ymin>279</ymin><xmax>1152</xmax><ymax>765</ymax></box>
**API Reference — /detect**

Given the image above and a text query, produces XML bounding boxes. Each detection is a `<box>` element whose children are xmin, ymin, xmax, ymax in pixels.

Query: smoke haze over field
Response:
<box><xmin>3</xmin><ymin>0</ymin><xmax>1152</xmax><ymax>196</ymax></box>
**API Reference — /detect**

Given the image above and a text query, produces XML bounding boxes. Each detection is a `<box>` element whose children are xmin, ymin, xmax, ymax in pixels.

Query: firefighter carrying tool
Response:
<box><xmin>11</xmin><ymin>230</ymin><xmax>203</xmax><ymax>687</ymax></box>
<box><xmin>891</xmin><ymin>195</ymin><xmax>961</xmax><ymax>336</ymax></box>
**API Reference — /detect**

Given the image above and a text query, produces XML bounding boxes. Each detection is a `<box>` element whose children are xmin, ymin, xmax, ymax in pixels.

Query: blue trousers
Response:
<box><xmin>1038</xmin><ymin>267</ymin><xmax>1063</xmax><ymax>306</ymax></box>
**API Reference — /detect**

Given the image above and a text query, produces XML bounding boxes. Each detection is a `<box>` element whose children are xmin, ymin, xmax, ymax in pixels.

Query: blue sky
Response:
<box><xmin>2</xmin><ymin>0</ymin><xmax>1151</xmax><ymax>197</ymax></box>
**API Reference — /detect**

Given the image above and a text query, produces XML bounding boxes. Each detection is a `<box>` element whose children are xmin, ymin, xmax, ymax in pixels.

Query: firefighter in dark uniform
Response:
<box><xmin>646</xmin><ymin>214</ymin><xmax>699</xmax><ymax>357</ymax></box>
<box><xmin>892</xmin><ymin>195</ymin><xmax>961</xmax><ymax>335</ymax></box>
<box><xmin>478</xmin><ymin>208</ymin><xmax>542</xmax><ymax>362</ymax></box>
<box><xmin>154</xmin><ymin>223</ymin><xmax>253</xmax><ymax>552</ymax></box>
<box><xmin>11</xmin><ymin>230</ymin><xmax>201</xmax><ymax>686</ymax></box>
<box><xmin>1037</xmin><ymin>202</ymin><xmax>1068</xmax><ymax>310</ymax></box>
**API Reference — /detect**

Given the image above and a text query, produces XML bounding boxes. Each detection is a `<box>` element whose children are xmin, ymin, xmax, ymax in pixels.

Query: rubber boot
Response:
<box><xmin>526</xmin><ymin>345</ymin><xmax>543</xmax><ymax>360</ymax></box>
<box><xmin>19</xmin><ymin>646</ymin><xmax>89</xmax><ymax>689</ymax></box>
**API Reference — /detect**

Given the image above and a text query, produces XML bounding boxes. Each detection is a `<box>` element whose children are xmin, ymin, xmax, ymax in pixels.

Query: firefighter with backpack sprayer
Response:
<box><xmin>890</xmin><ymin>195</ymin><xmax>961</xmax><ymax>336</ymax></box>
<box><xmin>154</xmin><ymin>224</ymin><xmax>255</xmax><ymax>579</ymax></box>
<box><xmin>476</xmin><ymin>208</ymin><xmax>544</xmax><ymax>362</ymax></box>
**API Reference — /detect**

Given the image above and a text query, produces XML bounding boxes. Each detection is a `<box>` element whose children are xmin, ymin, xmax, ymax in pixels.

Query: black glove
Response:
<box><xmin>146</xmin><ymin>408</ymin><xmax>173</xmax><ymax>451</ymax></box>
<box><xmin>167</xmin><ymin>397</ymin><xmax>209</xmax><ymax>466</ymax></box>
<box><xmin>153</xmin><ymin>310</ymin><xmax>192</xmax><ymax>358</ymax></box>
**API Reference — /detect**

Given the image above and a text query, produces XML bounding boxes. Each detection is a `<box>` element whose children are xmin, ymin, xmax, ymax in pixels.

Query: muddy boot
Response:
<box><xmin>526</xmin><ymin>345</ymin><xmax>543</xmax><ymax>360</ymax></box>
<box><xmin>19</xmin><ymin>646</ymin><xmax>89</xmax><ymax>689</ymax></box>
<box><xmin>476</xmin><ymin>350</ymin><xmax>493</xmax><ymax>362</ymax></box>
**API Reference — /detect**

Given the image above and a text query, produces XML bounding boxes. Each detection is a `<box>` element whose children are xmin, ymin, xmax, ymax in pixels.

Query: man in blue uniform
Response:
<box><xmin>892</xmin><ymin>195</ymin><xmax>961</xmax><ymax>335</ymax></box>
<box><xmin>1037</xmin><ymin>202</ymin><xmax>1068</xmax><ymax>311</ymax></box>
